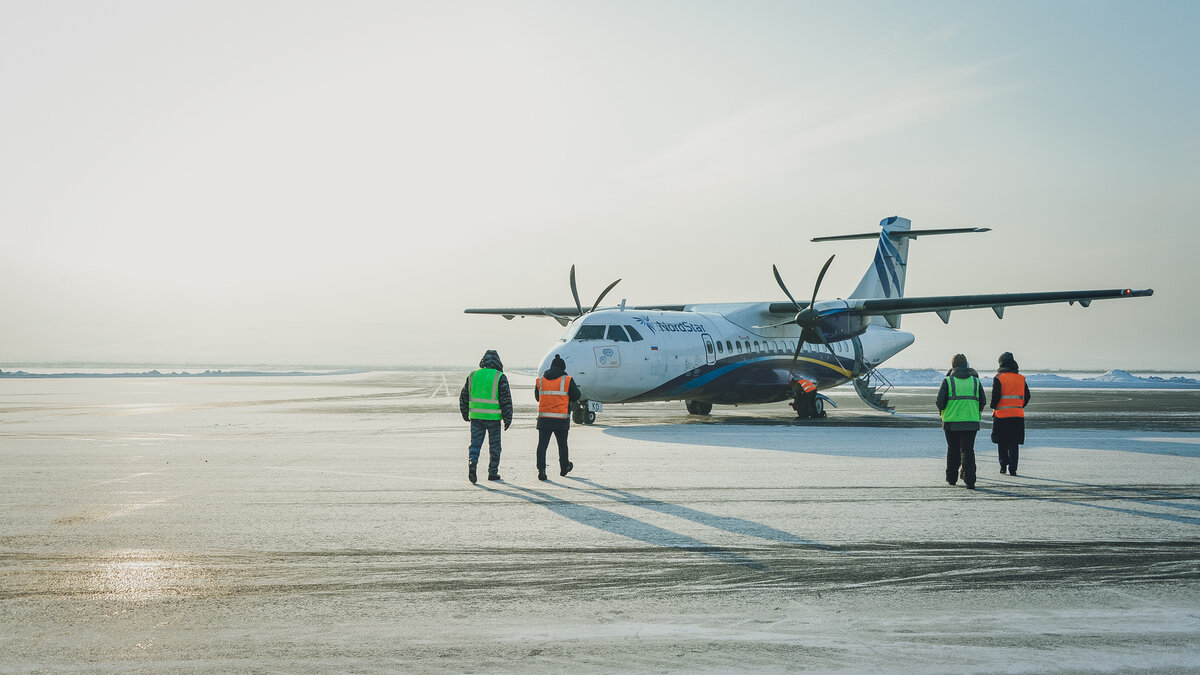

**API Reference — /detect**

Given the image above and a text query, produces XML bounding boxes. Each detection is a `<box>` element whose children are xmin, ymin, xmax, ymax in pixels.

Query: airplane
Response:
<box><xmin>466</xmin><ymin>216</ymin><xmax>1153</xmax><ymax>424</ymax></box>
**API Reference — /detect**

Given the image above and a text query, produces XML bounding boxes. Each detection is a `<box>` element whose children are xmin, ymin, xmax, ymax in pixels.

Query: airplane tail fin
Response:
<box><xmin>813</xmin><ymin>216</ymin><xmax>989</xmax><ymax>326</ymax></box>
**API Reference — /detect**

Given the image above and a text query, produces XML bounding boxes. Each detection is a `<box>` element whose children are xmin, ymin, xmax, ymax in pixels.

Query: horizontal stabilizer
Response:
<box><xmin>812</xmin><ymin>227</ymin><xmax>989</xmax><ymax>242</ymax></box>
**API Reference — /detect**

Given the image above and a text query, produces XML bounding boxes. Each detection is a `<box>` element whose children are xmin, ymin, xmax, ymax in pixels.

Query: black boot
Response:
<box><xmin>560</xmin><ymin>461</ymin><xmax>573</xmax><ymax>477</ymax></box>
<box><xmin>469</xmin><ymin>462</ymin><xmax>477</xmax><ymax>484</ymax></box>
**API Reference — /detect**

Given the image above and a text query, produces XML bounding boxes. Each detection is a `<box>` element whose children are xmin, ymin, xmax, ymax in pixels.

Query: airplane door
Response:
<box><xmin>701</xmin><ymin>333</ymin><xmax>716</xmax><ymax>366</ymax></box>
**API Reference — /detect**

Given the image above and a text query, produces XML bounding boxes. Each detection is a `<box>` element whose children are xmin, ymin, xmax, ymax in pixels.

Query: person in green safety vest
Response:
<box><xmin>935</xmin><ymin>353</ymin><xmax>987</xmax><ymax>489</ymax></box>
<box><xmin>458</xmin><ymin>350</ymin><xmax>514</xmax><ymax>483</ymax></box>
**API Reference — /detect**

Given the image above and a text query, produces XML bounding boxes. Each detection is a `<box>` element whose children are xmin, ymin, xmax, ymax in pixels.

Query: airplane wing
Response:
<box><xmin>464</xmin><ymin>304</ymin><xmax>687</xmax><ymax>325</ymax></box>
<box><xmin>849</xmin><ymin>288</ymin><xmax>1154</xmax><ymax>326</ymax></box>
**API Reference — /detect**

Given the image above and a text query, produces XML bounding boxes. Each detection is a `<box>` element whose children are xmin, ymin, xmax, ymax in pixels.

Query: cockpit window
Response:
<box><xmin>574</xmin><ymin>325</ymin><xmax>605</xmax><ymax>341</ymax></box>
<box><xmin>624</xmin><ymin>325</ymin><xmax>643</xmax><ymax>342</ymax></box>
<box><xmin>607</xmin><ymin>325</ymin><xmax>630</xmax><ymax>342</ymax></box>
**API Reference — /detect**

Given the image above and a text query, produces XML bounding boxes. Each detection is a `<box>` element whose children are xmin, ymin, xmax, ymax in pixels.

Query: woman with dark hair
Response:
<box><xmin>936</xmin><ymin>353</ymin><xmax>987</xmax><ymax>489</ymax></box>
<box><xmin>991</xmin><ymin>351</ymin><xmax>1032</xmax><ymax>476</ymax></box>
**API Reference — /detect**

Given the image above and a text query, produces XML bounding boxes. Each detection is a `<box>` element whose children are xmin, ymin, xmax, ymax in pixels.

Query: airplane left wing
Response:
<box><xmin>464</xmin><ymin>304</ymin><xmax>687</xmax><ymax>325</ymax></box>
<box><xmin>851</xmin><ymin>288</ymin><xmax>1154</xmax><ymax>327</ymax></box>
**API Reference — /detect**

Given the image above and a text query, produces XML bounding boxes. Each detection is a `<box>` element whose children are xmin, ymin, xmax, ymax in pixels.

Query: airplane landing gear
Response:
<box><xmin>685</xmin><ymin>400</ymin><xmax>713</xmax><ymax>415</ymax></box>
<box><xmin>573</xmin><ymin>401</ymin><xmax>597</xmax><ymax>425</ymax></box>
<box><xmin>790</xmin><ymin>393</ymin><xmax>826</xmax><ymax>419</ymax></box>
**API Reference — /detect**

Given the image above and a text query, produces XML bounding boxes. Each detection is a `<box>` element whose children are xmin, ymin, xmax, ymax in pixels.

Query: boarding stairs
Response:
<box><xmin>853</xmin><ymin>367</ymin><xmax>896</xmax><ymax>414</ymax></box>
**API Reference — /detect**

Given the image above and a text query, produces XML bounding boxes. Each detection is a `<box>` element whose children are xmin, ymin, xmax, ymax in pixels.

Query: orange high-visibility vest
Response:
<box><xmin>993</xmin><ymin>372</ymin><xmax>1027</xmax><ymax>419</ymax></box>
<box><xmin>536</xmin><ymin>375</ymin><xmax>572</xmax><ymax>419</ymax></box>
<box><xmin>795</xmin><ymin>379</ymin><xmax>816</xmax><ymax>394</ymax></box>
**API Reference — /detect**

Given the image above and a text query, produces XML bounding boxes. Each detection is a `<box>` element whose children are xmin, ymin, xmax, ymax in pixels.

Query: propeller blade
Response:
<box><xmin>590</xmin><ymin>278</ymin><xmax>622</xmax><ymax>313</ymax></box>
<box><xmin>814</xmin><ymin>326</ymin><xmax>839</xmax><ymax>364</ymax></box>
<box><xmin>787</xmin><ymin>337</ymin><xmax>803</xmax><ymax>383</ymax></box>
<box><xmin>772</xmin><ymin>264</ymin><xmax>803</xmax><ymax>312</ymax></box>
<box><xmin>809</xmin><ymin>255</ymin><xmax>835</xmax><ymax>308</ymax></box>
<box><xmin>569</xmin><ymin>265</ymin><xmax>583</xmax><ymax>316</ymax></box>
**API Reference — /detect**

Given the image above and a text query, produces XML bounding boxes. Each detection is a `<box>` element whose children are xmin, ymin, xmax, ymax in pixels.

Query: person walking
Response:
<box><xmin>936</xmin><ymin>353</ymin><xmax>987</xmax><ymax>489</ymax></box>
<box><xmin>533</xmin><ymin>354</ymin><xmax>582</xmax><ymax>481</ymax></box>
<box><xmin>459</xmin><ymin>349</ymin><xmax>513</xmax><ymax>483</ymax></box>
<box><xmin>991</xmin><ymin>351</ymin><xmax>1031</xmax><ymax>476</ymax></box>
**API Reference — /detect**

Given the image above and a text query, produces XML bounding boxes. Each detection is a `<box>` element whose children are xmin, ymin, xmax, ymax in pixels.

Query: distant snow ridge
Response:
<box><xmin>877</xmin><ymin>368</ymin><xmax>1200</xmax><ymax>389</ymax></box>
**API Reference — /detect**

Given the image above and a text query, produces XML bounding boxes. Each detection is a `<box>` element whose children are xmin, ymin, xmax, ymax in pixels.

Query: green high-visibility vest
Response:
<box><xmin>468</xmin><ymin>368</ymin><xmax>503</xmax><ymax>420</ymax></box>
<box><xmin>941</xmin><ymin>375</ymin><xmax>982</xmax><ymax>423</ymax></box>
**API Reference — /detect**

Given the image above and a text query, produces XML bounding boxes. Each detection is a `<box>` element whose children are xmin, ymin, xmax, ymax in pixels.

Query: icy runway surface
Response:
<box><xmin>2</xmin><ymin>371</ymin><xmax>1199</xmax><ymax>672</ymax></box>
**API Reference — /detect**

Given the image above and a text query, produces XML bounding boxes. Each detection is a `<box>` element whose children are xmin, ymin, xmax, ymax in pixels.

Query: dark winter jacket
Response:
<box><xmin>459</xmin><ymin>350</ymin><xmax>514</xmax><ymax>427</ymax></box>
<box><xmin>936</xmin><ymin>365</ymin><xmax>986</xmax><ymax>430</ymax></box>
<box><xmin>533</xmin><ymin>365</ymin><xmax>582</xmax><ymax>430</ymax></box>
<box><xmin>990</xmin><ymin>358</ymin><xmax>1031</xmax><ymax>445</ymax></box>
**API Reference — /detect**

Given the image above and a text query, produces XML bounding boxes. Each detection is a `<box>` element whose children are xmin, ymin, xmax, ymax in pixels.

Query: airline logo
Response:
<box><xmin>632</xmin><ymin>315</ymin><xmax>707</xmax><ymax>334</ymax></box>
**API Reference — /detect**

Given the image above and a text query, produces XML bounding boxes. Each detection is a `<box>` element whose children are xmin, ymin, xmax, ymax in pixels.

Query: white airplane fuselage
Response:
<box><xmin>539</xmin><ymin>306</ymin><xmax>914</xmax><ymax>405</ymax></box>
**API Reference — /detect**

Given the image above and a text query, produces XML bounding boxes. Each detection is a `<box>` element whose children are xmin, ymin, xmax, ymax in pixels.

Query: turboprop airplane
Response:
<box><xmin>466</xmin><ymin>216</ymin><xmax>1152</xmax><ymax>424</ymax></box>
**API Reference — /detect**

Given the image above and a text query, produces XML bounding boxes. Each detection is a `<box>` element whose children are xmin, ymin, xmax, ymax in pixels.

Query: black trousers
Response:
<box><xmin>945</xmin><ymin>428</ymin><xmax>978</xmax><ymax>486</ymax></box>
<box><xmin>998</xmin><ymin>443</ymin><xmax>1019</xmax><ymax>472</ymax></box>
<box><xmin>535</xmin><ymin>428</ymin><xmax>570</xmax><ymax>472</ymax></box>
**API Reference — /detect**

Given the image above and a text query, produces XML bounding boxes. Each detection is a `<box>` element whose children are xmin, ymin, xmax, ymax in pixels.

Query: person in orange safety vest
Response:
<box><xmin>990</xmin><ymin>351</ymin><xmax>1031</xmax><ymax>476</ymax></box>
<box><xmin>790</xmin><ymin>378</ymin><xmax>822</xmax><ymax>418</ymax></box>
<box><xmin>533</xmin><ymin>354</ymin><xmax>582</xmax><ymax>481</ymax></box>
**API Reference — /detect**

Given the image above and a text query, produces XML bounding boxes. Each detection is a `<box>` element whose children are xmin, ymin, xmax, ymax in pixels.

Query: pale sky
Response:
<box><xmin>2</xmin><ymin>1</ymin><xmax>1196</xmax><ymax>370</ymax></box>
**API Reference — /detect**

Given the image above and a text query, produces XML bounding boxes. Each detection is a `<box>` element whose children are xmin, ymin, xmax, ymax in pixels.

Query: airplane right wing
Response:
<box><xmin>850</xmin><ymin>288</ymin><xmax>1154</xmax><ymax>327</ymax></box>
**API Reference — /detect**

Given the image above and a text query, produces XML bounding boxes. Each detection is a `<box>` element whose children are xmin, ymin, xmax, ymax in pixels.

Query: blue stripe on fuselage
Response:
<box><xmin>623</xmin><ymin>352</ymin><xmax>850</xmax><ymax>403</ymax></box>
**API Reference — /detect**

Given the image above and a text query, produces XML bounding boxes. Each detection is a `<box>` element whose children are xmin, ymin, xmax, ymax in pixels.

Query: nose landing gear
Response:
<box><xmin>685</xmin><ymin>400</ymin><xmax>713</xmax><ymax>415</ymax></box>
<box><xmin>572</xmin><ymin>401</ymin><xmax>597</xmax><ymax>425</ymax></box>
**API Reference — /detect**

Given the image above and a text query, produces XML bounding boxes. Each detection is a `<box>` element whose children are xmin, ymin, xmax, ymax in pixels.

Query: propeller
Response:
<box><xmin>569</xmin><ymin>265</ymin><xmax>622</xmax><ymax>317</ymax></box>
<box><xmin>760</xmin><ymin>255</ymin><xmax>841</xmax><ymax>382</ymax></box>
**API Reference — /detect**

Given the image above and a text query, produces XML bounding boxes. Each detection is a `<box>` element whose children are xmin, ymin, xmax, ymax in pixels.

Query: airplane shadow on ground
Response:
<box><xmin>604</xmin><ymin>425</ymin><xmax>1200</xmax><ymax>459</ymax></box>
<box><xmin>977</xmin><ymin>475</ymin><xmax>1200</xmax><ymax>527</ymax></box>
<box><xmin>477</xmin><ymin>479</ymin><xmax>843</xmax><ymax>570</ymax></box>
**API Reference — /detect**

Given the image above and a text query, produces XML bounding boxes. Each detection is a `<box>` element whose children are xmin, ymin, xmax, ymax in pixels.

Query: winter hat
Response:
<box><xmin>551</xmin><ymin>354</ymin><xmax>566</xmax><ymax>370</ymax></box>
<box><xmin>479</xmin><ymin>350</ymin><xmax>503</xmax><ymax>370</ymax></box>
<box><xmin>998</xmin><ymin>351</ymin><xmax>1019</xmax><ymax>371</ymax></box>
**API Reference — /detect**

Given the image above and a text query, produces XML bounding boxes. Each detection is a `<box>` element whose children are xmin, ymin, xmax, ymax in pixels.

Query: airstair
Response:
<box><xmin>853</xmin><ymin>367</ymin><xmax>896</xmax><ymax>414</ymax></box>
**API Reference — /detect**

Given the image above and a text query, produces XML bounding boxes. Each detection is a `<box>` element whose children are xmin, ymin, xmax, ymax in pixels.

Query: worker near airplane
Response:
<box><xmin>991</xmin><ymin>351</ymin><xmax>1031</xmax><ymax>476</ymax></box>
<box><xmin>533</xmin><ymin>354</ymin><xmax>582</xmax><ymax>481</ymax></box>
<box><xmin>790</xmin><ymin>378</ymin><xmax>821</xmax><ymax>418</ymax></box>
<box><xmin>936</xmin><ymin>353</ymin><xmax>987</xmax><ymax>489</ymax></box>
<box><xmin>459</xmin><ymin>349</ymin><xmax>513</xmax><ymax>483</ymax></box>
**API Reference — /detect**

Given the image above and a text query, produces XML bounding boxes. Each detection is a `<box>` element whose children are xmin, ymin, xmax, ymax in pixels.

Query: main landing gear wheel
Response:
<box><xmin>573</xmin><ymin>402</ymin><xmax>597</xmax><ymax>425</ymax></box>
<box><xmin>685</xmin><ymin>400</ymin><xmax>713</xmax><ymax>415</ymax></box>
<box><xmin>791</xmin><ymin>395</ymin><xmax>826</xmax><ymax>419</ymax></box>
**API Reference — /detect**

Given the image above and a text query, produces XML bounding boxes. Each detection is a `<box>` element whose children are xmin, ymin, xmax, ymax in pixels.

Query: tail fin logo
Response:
<box><xmin>872</xmin><ymin>235</ymin><xmax>904</xmax><ymax>298</ymax></box>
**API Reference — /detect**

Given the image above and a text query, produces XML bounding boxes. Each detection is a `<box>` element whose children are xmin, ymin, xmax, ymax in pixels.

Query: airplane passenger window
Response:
<box><xmin>607</xmin><ymin>325</ymin><xmax>630</xmax><ymax>342</ymax></box>
<box><xmin>574</xmin><ymin>325</ymin><xmax>605</xmax><ymax>341</ymax></box>
<box><xmin>726</xmin><ymin>341</ymin><xmax>733</xmax><ymax>352</ymax></box>
<box><xmin>753</xmin><ymin>341</ymin><xmax>760</xmax><ymax>352</ymax></box>
<box><xmin>770</xmin><ymin>341</ymin><xmax>778</xmax><ymax>352</ymax></box>
<box><xmin>705</xmin><ymin>341</ymin><xmax>713</xmax><ymax>354</ymax></box>
<box><xmin>624</xmin><ymin>325</ymin><xmax>644</xmax><ymax>342</ymax></box>
<box><xmin>716</xmin><ymin>341</ymin><xmax>724</xmax><ymax>354</ymax></box>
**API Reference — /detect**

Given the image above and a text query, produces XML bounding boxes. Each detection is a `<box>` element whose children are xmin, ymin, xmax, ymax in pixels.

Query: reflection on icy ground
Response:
<box><xmin>3</xmin><ymin>550</ymin><xmax>217</xmax><ymax>601</ymax></box>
